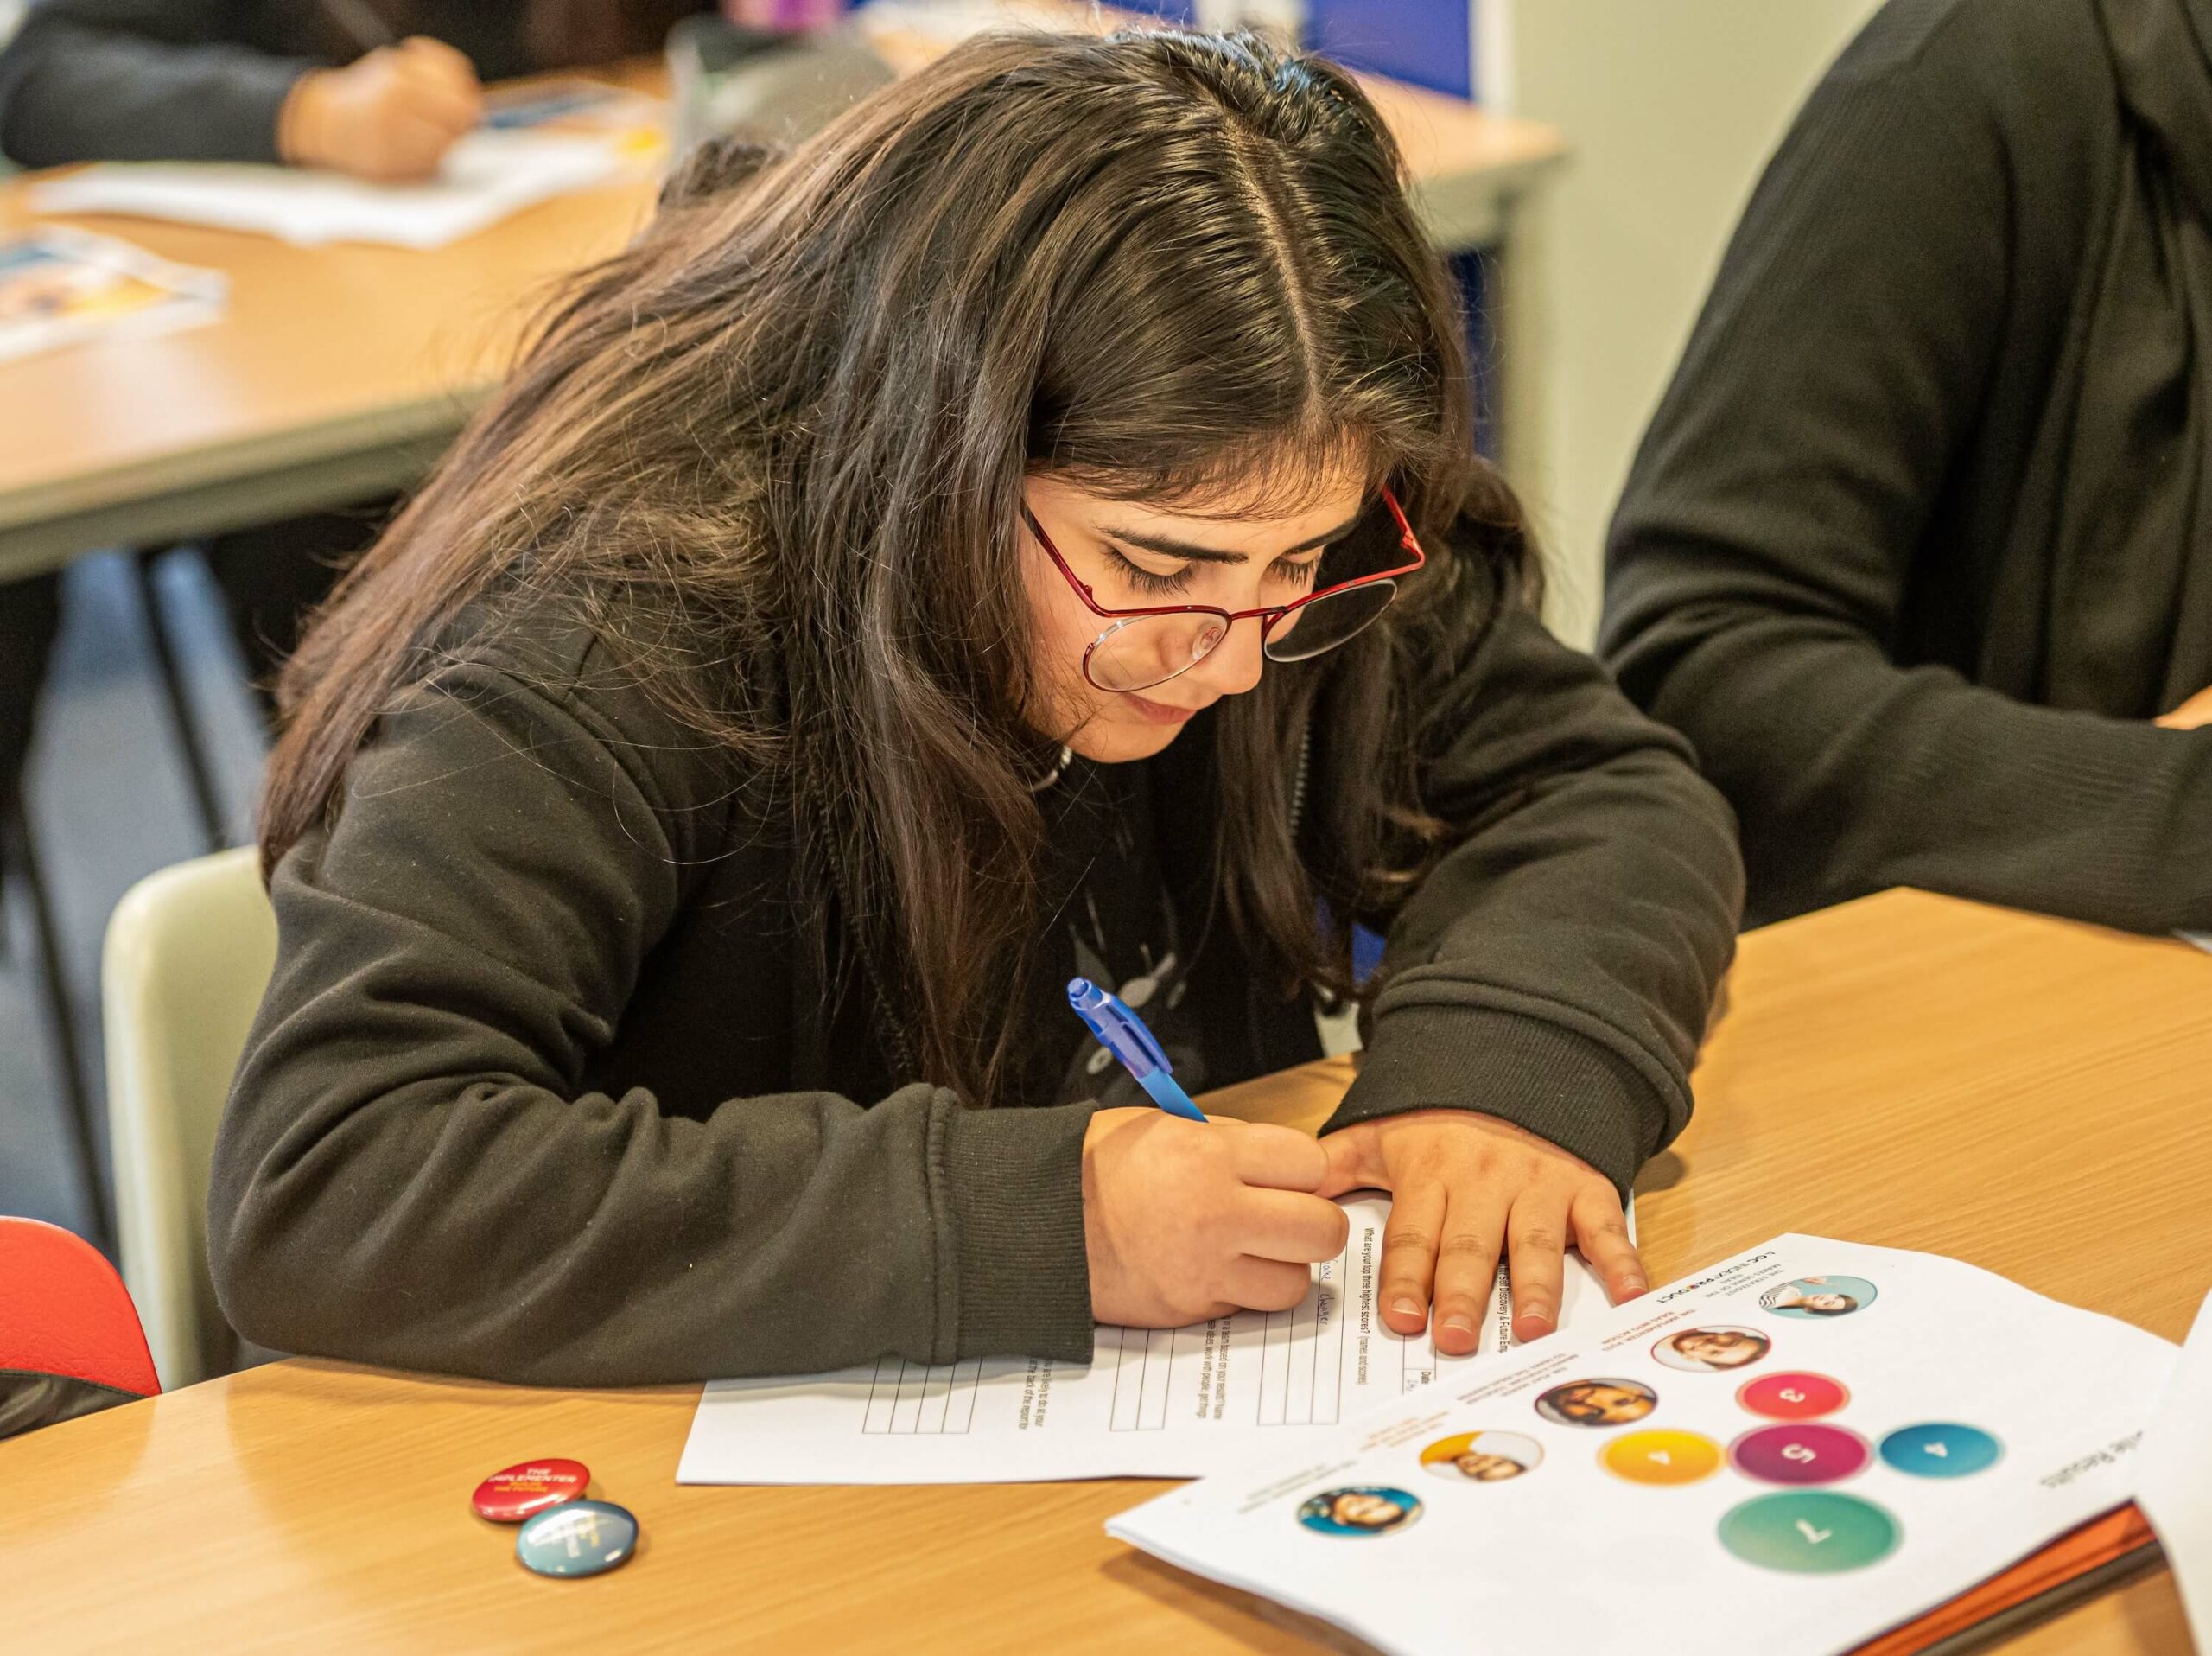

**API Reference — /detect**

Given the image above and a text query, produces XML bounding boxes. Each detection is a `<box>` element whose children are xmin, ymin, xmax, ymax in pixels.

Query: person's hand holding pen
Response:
<box><xmin>1072</xmin><ymin>978</ymin><xmax>1350</xmax><ymax>1328</ymax></box>
<box><xmin>1083</xmin><ymin>1109</ymin><xmax>1351</xmax><ymax>1328</ymax></box>
<box><xmin>277</xmin><ymin>38</ymin><xmax>483</xmax><ymax>183</ymax></box>
<box><xmin>1314</xmin><ymin>1111</ymin><xmax>1649</xmax><ymax>1353</ymax></box>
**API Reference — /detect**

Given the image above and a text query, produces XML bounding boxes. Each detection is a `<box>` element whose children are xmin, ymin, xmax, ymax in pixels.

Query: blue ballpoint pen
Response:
<box><xmin>1066</xmin><ymin>977</ymin><xmax>1208</xmax><ymax>1122</ymax></box>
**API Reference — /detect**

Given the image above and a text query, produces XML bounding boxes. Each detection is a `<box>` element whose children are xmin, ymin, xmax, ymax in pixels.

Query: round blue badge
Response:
<box><xmin>515</xmin><ymin>1500</ymin><xmax>639</xmax><ymax>1578</ymax></box>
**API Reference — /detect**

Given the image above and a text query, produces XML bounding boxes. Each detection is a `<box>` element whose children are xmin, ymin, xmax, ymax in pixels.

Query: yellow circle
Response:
<box><xmin>1601</xmin><ymin>1429</ymin><xmax>1723</xmax><ymax>1486</ymax></box>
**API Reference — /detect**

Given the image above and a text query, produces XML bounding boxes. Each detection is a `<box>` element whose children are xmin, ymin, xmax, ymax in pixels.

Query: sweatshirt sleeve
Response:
<box><xmin>0</xmin><ymin>0</ymin><xmax>316</xmax><ymax>168</ymax></box>
<box><xmin>1322</xmin><ymin>546</ymin><xmax>1745</xmax><ymax>1198</ymax></box>
<box><xmin>207</xmin><ymin>640</ymin><xmax>1097</xmax><ymax>1386</ymax></box>
<box><xmin>1598</xmin><ymin>1</ymin><xmax>2212</xmax><ymax>934</ymax></box>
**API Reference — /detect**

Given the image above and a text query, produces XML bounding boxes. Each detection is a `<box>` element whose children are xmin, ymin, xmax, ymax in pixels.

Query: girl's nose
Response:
<box><xmin>1186</xmin><ymin>615</ymin><xmax>1267</xmax><ymax>697</ymax></box>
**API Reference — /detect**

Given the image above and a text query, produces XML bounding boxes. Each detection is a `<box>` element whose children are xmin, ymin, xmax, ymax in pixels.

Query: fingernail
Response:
<box><xmin>1620</xmin><ymin>1275</ymin><xmax>1648</xmax><ymax>1296</ymax></box>
<box><xmin>1520</xmin><ymin>1307</ymin><xmax>1553</xmax><ymax>1330</ymax></box>
<box><xmin>1443</xmin><ymin>1315</ymin><xmax>1475</xmax><ymax>1341</ymax></box>
<box><xmin>1391</xmin><ymin>1296</ymin><xmax>1421</xmax><ymax>1319</ymax></box>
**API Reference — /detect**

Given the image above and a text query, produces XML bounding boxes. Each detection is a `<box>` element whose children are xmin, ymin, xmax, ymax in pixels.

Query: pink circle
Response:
<box><xmin>1731</xmin><ymin>1424</ymin><xmax>1870</xmax><ymax>1486</ymax></box>
<box><xmin>1737</xmin><ymin>1371</ymin><xmax>1850</xmax><ymax>1420</ymax></box>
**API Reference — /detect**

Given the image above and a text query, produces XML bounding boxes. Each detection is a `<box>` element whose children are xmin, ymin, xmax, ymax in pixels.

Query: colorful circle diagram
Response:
<box><xmin>1295</xmin><ymin>1486</ymin><xmax>1424</xmax><ymax>1537</ymax></box>
<box><xmin>1650</xmin><ymin>1325</ymin><xmax>1772</xmax><ymax>1373</ymax></box>
<box><xmin>1879</xmin><ymin>1423</ymin><xmax>2002</xmax><ymax>1479</ymax></box>
<box><xmin>1759</xmin><ymin>1276</ymin><xmax>1878</xmax><ymax>1320</ymax></box>
<box><xmin>1719</xmin><ymin>1492</ymin><xmax>1901</xmax><ymax>1574</ymax></box>
<box><xmin>1420</xmin><ymin>1430</ymin><xmax>1544</xmax><ymax>1484</ymax></box>
<box><xmin>1600</xmin><ymin>1429</ymin><xmax>1723</xmax><ymax>1487</ymax></box>
<box><xmin>1731</xmin><ymin>1423</ymin><xmax>1871</xmax><ymax>1486</ymax></box>
<box><xmin>1533</xmin><ymin>1378</ymin><xmax>1658</xmax><ymax>1428</ymax></box>
<box><xmin>1738</xmin><ymin>1370</ymin><xmax>1851</xmax><ymax>1420</ymax></box>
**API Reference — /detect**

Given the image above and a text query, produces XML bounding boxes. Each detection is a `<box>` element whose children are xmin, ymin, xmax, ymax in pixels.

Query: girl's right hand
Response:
<box><xmin>1081</xmin><ymin>1108</ymin><xmax>1350</xmax><ymax>1327</ymax></box>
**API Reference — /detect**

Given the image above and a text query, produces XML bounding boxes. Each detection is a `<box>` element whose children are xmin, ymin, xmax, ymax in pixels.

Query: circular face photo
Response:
<box><xmin>1535</xmin><ymin>1378</ymin><xmax>1658</xmax><ymax>1428</ymax></box>
<box><xmin>1759</xmin><ymin>1276</ymin><xmax>1878</xmax><ymax>1320</ymax></box>
<box><xmin>1652</xmin><ymin>1325</ymin><xmax>1772</xmax><ymax>1373</ymax></box>
<box><xmin>1420</xmin><ymin>1430</ymin><xmax>1545</xmax><ymax>1484</ymax></box>
<box><xmin>1295</xmin><ymin>1485</ymin><xmax>1425</xmax><ymax>1537</ymax></box>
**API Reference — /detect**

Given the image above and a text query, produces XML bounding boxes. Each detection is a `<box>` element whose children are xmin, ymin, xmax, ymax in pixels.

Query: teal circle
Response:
<box><xmin>1718</xmin><ymin>1492</ymin><xmax>1900</xmax><ymax>1574</ymax></box>
<box><xmin>1880</xmin><ymin>1423</ymin><xmax>2002</xmax><ymax>1478</ymax></box>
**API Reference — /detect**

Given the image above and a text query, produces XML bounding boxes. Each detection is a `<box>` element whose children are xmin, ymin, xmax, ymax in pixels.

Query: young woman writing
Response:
<box><xmin>208</xmin><ymin>30</ymin><xmax>1742</xmax><ymax>1385</ymax></box>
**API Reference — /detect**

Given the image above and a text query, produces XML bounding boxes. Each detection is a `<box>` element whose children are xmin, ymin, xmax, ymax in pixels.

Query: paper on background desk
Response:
<box><xmin>29</xmin><ymin>131</ymin><xmax>620</xmax><ymax>250</ymax></box>
<box><xmin>1107</xmin><ymin>1235</ymin><xmax>2179</xmax><ymax>1656</ymax></box>
<box><xmin>2183</xmin><ymin>932</ymin><xmax>2211</xmax><ymax>954</ymax></box>
<box><xmin>0</xmin><ymin>227</ymin><xmax>224</xmax><ymax>362</ymax></box>
<box><xmin>678</xmin><ymin>1194</ymin><xmax>1609</xmax><ymax>1485</ymax></box>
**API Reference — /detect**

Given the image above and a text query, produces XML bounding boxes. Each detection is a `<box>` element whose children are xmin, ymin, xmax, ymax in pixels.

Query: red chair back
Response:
<box><xmin>0</xmin><ymin>1217</ymin><xmax>159</xmax><ymax>1438</ymax></box>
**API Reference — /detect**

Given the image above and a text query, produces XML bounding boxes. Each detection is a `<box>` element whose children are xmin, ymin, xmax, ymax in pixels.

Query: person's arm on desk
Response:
<box><xmin>0</xmin><ymin>0</ymin><xmax>479</xmax><ymax>178</ymax></box>
<box><xmin>208</xmin><ymin>628</ymin><xmax>1124</xmax><ymax>1387</ymax></box>
<box><xmin>1599</xmin><ymin>0</ymin><xmax>2212</xmax><ymax>936</ymax></box>
<box><xmin>1315</xmin><ymin>537</ymin><xmax>1743</xmax><ymax>1350</ymax></box>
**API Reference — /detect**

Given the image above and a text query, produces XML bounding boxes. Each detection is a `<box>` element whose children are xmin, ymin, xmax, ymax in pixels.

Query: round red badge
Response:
<box><xmin>472</xmin><ymin>1458</ymin><xmax>591</xmax><ymax>1522</ymax></box>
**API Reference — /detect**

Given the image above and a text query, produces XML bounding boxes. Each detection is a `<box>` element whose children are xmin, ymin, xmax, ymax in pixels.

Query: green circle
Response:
<box><xmin>1718</xmin><ymin>1492</ymin><xmax>1900</xmax><ymax>1574</ymax></box>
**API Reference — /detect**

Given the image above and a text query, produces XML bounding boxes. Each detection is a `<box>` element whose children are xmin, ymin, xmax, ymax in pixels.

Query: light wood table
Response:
<box><xmin>3</xmin><ymin>888</ymin><xmax>2206</xmax><ymax>1654</ymax></box>
<box><xmin>0</xmin><ymin>26</ymin><xmax>1565</xmax><ymax>580</ymax></box>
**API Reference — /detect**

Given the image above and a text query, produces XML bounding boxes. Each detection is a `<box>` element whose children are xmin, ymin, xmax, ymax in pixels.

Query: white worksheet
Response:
<box><xmin>30</xmin><ymin>131</ymin><xmax>619</xmax><ymax>250</ymax></box>
<box><xmin>677</xmin><ymin>1194</ymin><xmax>1608</xmax><ymax>1484</ymax></box>
<box><xmin>1109</xmin><ymin>1236</ymin><xmax>2178</xmax><ymax>1656</ymax></box>
<box><xmin>2182</xmin><ymin>931</ymin><xmax>2211</xmax><ymax>954</ymax></box>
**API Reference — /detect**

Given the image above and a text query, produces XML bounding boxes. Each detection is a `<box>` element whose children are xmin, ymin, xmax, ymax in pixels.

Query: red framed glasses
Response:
<box><xmin>1023</xmin><ymin>488</ymin><xmax>1425</xmax><ymax>693</ymax></box>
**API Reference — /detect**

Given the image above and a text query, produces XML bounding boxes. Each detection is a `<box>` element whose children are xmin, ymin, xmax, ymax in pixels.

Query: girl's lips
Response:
<box><xmin>1122</xmin><ymin>691</ymin><xmax>1202</xmax><ymax>725</ymax></box>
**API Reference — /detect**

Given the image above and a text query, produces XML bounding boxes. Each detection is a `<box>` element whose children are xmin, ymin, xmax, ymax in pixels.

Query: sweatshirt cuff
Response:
<box><xmin>1323</xmin><ymin>1006</ymin><xmax>1666</xmax><ymax>1197</ymax></box>
<box><xmin>940</xmin><ymin>1100</ymin><xmax>1098</xmax><ymax>1364</ymax></box>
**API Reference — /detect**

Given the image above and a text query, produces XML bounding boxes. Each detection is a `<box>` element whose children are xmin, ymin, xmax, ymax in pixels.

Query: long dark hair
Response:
<box><xmin>261</xmin><ymin>29</ymin><xmax>1534</xmax><ymax>1107</ymax></box>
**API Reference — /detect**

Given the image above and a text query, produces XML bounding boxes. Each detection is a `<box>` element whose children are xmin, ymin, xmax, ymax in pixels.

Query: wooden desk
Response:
<box><xmin>0</xmin><ymin>27</ymin><xmax>1565</xmax><ymax>581</ymax></box>
<box><xmin>3</xmin><ymin>889</ymin><xmax>2206</xmax><ymax>1654</ymax></box>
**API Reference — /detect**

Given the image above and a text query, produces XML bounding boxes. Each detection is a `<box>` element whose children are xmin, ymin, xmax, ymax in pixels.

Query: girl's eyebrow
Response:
<box><xmin>1101</xmin><ymin>508</ymin><xmax>1366</xmax><ymax>564</ymax></box>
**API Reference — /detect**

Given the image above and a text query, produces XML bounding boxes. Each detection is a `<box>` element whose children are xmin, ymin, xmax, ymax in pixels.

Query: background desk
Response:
<box><xmin>3</xmin><ymin>888</ymin><xmax>2206</xmax><ymax>1654</ymax></box>
<box><xmin>0</xmin><ymin>28</ymin><xmax>1566</xmax><ymax>583</ymax></box>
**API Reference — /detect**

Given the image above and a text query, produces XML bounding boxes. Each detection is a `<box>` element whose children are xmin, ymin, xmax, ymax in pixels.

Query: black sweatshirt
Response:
<box><xmin>0</xmin><ymin>0</ymin><xmax>702</xmax><ymax>169</ymax></box>
<box><xmin>207</xmin><ymin>545</ymin><xmax>1741</xmax><ymax>1387</ymax></box>
<box><xmin>1601</xmin><ymin>0</ymin><xmax>2212</xmax><ymax>933</ymax></box>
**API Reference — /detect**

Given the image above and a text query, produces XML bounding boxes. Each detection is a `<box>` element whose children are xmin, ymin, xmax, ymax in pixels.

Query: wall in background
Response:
<box><xmin>1496</xmin><ymin>0</ymin><xmax>1883</xmax><ymax>644</ymax></box>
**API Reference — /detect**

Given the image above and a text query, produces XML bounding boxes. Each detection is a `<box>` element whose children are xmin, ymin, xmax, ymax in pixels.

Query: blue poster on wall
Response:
<box><xmin>1104</xmin><ymin>1</ymin><xmax>1477</xmax><ymax>99</ymax></box>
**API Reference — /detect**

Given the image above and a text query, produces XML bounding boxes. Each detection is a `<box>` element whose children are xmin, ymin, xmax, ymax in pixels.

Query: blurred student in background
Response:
<box><xmin>0</xmin><ymin>0</ymin><xmax>708</xmax><ymax>862</ymax></box>
<box><xmin>1603</xmin><ymin>0</ymin><xmax>2212</xmax><ymax>937</ymax></box>
<box><xmin>0</xmin><ymin>1</ymin><xmax>703</xmax><ymax>175</ymax></box>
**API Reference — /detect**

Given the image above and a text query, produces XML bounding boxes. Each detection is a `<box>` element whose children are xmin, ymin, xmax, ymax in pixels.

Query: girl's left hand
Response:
<box><xmin>1316</xmin><ymin>1109</ymin><xmax>1647</xmax><ymax>1354</ymax></box>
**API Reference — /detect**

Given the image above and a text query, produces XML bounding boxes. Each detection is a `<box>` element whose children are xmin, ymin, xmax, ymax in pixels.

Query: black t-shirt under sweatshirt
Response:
<box><xmin>207</xmin><ymin>539</ymin><xmax>1742</xmax><ymax>1388</ymax></box>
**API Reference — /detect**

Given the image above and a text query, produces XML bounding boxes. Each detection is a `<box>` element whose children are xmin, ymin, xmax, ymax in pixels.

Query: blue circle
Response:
<box><xmin>1879</xmin><ymin>1423</ymin><xmax>2001</xmax><ymax>1479</ymax></box>
<box><xmin>516</xmin><ymin>1499</ymin><xmax>639</xmax><ymax>1577</ymax></box>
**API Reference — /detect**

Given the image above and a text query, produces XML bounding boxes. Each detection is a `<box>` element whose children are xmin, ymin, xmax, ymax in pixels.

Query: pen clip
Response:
<box><xmin>1067</xmin><ymin>978</ymin><xmax>1173</xmax><ymax>1080</ymax></box>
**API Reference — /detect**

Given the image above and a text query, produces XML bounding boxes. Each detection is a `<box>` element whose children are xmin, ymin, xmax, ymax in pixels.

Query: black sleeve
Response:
<box><xmin>1599</xmin><ymin>1</ymin><xmax>2212</xmax><ymax>933</ymax></box>
<box><xmin>1323</xmin><ymin>546</ymin><xmax>1745</xmax><ymax>1198</ymax></box>
<box><xmin>207</xmin><ymin>640</ymin><xmax>1096</xmax><ymax>1386</ymax></box>
<box><xmin>0</xmin><ymin>0</ymin><xmax>319</xmax><ymax>167</ymax></box>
